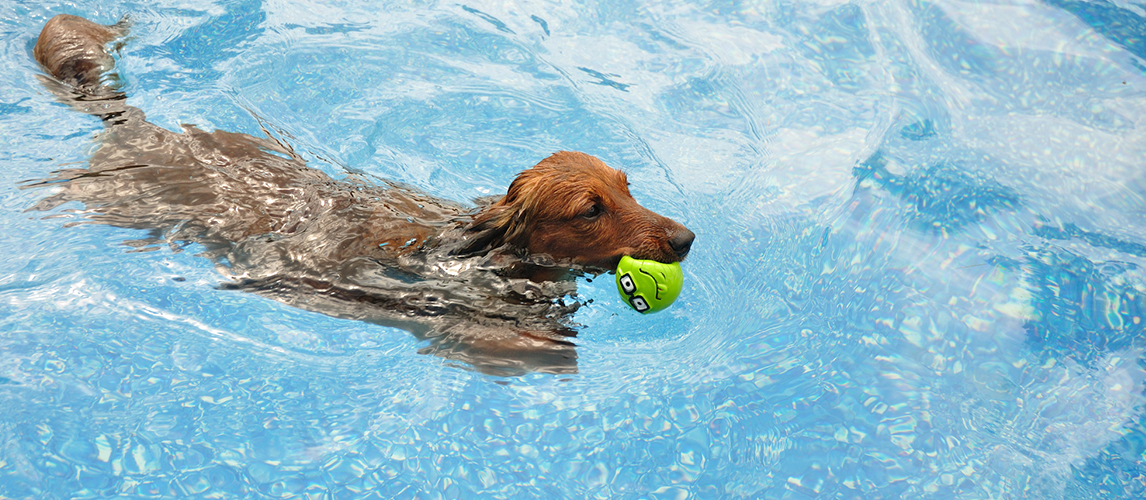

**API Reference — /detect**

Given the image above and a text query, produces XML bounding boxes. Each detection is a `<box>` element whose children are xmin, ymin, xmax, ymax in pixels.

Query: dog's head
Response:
<box><xmin>460</xmin><ymin>151</ymin><xmax>694</xmax><ymax>270</ymax></box>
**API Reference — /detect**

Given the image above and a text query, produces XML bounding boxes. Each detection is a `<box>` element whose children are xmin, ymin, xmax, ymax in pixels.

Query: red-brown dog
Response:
<box><xmin>29</xmin><ymin>14</ymin><xmax>694</xmax><ymax>375</ymax></box>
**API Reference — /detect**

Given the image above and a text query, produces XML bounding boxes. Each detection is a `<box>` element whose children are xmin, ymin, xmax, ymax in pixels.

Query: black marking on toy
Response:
<box><xmin>638</xmin><ymin>268</ymin><xmax>663</xmax><ymax>300</ymax></box>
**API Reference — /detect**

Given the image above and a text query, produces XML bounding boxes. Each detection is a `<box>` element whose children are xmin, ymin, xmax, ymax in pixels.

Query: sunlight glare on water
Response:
<box><xmin>1</xmin><ymin>0</ymin><xmax>1146</xmax><ymax>498</ymax></box>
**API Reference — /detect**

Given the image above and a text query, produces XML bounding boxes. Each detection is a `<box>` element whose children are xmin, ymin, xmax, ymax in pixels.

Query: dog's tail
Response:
<box><xmin>33</xmin><ymin>14</ymin><xmax>132</xmax><ymax>122</ymax></box>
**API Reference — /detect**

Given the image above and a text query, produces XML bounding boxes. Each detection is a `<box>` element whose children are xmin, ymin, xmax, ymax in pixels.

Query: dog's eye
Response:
<box><xmin>582</xmin><ymin>203</ymin><xmax>603</xmax><ymax>220</ymax></box>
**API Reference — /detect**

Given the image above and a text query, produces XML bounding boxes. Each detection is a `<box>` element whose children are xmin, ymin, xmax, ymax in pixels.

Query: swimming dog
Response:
<box><xmin>29</xmin><ymin>14</ymin><xmax>694</xmax><ymax>375</ymax></box>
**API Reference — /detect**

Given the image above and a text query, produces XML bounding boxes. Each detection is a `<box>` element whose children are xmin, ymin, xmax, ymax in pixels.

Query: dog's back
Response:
<box><xmin>34</xmin><ymin>14</ymin><xmax>126</xmax><ymax>90</ymax></box>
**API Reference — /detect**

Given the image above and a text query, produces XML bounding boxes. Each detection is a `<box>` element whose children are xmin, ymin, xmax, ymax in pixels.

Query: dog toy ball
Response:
<box><xmin>615</xmin><ymin>256</ymin><xmax>683</xmax><ymax>314</ymax></box>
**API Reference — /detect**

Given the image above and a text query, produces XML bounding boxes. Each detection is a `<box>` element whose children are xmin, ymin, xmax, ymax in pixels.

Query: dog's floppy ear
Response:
<box><xmin>454</xmin><ymin>205</ymin><xmax>515</xmax><ymax>256</ymax></box>
<box><xmin>454</xmin><ymin>173</ymin><xmax>538</xmax><ymax>256</ymax></box>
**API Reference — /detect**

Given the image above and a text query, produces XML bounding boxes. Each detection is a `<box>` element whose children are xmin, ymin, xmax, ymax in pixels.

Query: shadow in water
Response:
<box><xmin>853</xmin><ymin>118</ymin><xmax>1146</xmax><ymax>496</ymax></box>
<box><xmin>853</xmin><ymin>149</ymin><xmax>1021</xmax><ymax>233</ymax></box>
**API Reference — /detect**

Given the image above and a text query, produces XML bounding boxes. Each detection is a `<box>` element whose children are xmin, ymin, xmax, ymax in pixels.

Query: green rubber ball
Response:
<box><xmin>615</xmin><ymin>255</ymin><xmax>684</xmax><ymax>314</ymax></box>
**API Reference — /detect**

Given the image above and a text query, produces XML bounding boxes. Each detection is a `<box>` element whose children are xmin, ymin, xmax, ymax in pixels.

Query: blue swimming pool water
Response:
<box><xmin>3</xmin><ymin>0</ymin><xmax>1146</xmax><ymax>498</ymax></box>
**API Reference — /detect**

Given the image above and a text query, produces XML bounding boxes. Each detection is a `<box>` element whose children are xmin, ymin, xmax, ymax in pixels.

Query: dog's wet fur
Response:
<box><xmin>28</xmin><ymin>14</ymin><xmax>694</xmax><ymax>375</ymax></box>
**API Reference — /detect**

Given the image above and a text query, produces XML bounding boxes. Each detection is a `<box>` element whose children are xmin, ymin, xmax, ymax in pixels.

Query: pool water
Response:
<box><xmin>2</xmin><ymin>0</ymin><xmax>1146</xmax><ymax>498</ymax></box>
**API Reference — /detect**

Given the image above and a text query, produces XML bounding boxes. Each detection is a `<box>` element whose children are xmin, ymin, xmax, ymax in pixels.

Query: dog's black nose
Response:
<box><xmin>669</xmin><ymin>228</ymin><xmax>695</xmax><ymax>259</ymax></box>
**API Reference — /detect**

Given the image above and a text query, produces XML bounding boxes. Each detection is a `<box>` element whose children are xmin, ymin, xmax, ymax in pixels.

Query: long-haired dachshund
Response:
<box><xmin>28</xmin><ymin>15</ymin><xmax>694</xmax><ymax>375</ymax></box>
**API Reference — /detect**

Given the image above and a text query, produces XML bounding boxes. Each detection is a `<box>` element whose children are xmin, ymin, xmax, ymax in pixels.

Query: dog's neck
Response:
<box><xmin>386</xmin><ymin>205</ymin><xmax>591</xmax><ymax>284</ymax></box>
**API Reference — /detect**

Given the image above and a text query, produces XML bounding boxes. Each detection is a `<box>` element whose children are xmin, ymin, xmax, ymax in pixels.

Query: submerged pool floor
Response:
<box><xmin>2</xmin><ymin>0</ymin><xmax>1146</xmax><ymax>498</ymax></box>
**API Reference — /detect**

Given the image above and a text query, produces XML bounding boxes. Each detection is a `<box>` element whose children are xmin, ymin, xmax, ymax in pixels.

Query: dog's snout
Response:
<box><xmin>669</xmin><ymin>228</ymin><xmax>695</xmax><ymax>259</ymax></box>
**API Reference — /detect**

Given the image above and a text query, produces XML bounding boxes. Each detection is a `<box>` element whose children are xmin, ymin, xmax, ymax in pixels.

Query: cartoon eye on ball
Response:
<box><xmin>619</xmin><ymin>274</ymin><xmax>637</xmax><ymax>294</ymax></box>
<box><xmin>615</xmin><ymin>256</ymin><xmax>684</xmax><ymax>314</ymax></box>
